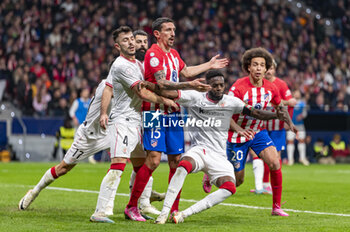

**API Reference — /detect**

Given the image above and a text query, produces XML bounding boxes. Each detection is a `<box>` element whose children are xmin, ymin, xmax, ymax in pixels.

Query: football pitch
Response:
<box><xmin>1</xmin><ymin>162</ymin><xmax>349</xmax><ymax>231</ymax></box>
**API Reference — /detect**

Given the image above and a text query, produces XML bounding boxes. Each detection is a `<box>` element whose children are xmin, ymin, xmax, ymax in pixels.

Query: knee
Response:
<box><xmin>269</xmin><ymin>159</ymin><xmax>280</xmax><ymax>170</ymax></box>
<box><xmin>236</xmin><ymin>176</ymin><xmax>244</xmax><ymax>187</ymax></box>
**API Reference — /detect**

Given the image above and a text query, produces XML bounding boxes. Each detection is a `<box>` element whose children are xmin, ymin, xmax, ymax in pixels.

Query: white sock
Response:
<box><xmin>287</xmin><ymin>144</ymin><xmax>295</xmax><ymax>163</ymax></box>
<box><xmin>94</xmin><ymin>169</ymin><xmax>123</xmax><ymax>216</ymax></box>
<box><xmin>298</xmin><ymin>143</ymin><xmax>307</xmax><ymax>161</ymax></box>
<box><xmin>160</xmin><ymin>167</ymin><xmax>188</xmax><ymax>216</ymax></box>
<box><xmin>182</xmin><ymin>188</ymin><xmax>232</xmax><ymax>218</ymax></box>
<box><xmin>252</xmin><ymin>158</ymin><xmax>264</xmax><ymax>191</ymax></box>
<box><xmin>139</xmin><ymin>176</ymin><xmax>153</xmax><ymax>207</ymax></box>
<box><xmin>32</xmin><ymin>168</ymin><xmax>56</xmax><ymax>195</ymax></box>
<box><xmin>129</xmin><ymin>170</ymin><xmax>136</xmax><ymax>194</ymax></box>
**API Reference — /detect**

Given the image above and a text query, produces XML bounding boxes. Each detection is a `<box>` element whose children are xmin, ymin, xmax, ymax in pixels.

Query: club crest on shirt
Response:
<box><xmin>150</xmin><ymin>57</ymin><xmax>159</xmax><ymax>67</ymax></box>
<box><xmin>151</xmin><ymin>139</ymin><xmax>158</xmax><ymax>147</ymax></box>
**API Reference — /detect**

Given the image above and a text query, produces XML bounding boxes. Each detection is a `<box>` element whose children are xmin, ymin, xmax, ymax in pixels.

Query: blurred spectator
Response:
<box><xmin>69</xmin><ymin>88</ymin><xmax>90</xmax><ymax>127</ymax></box>
<box><xmin>33</xmin><ymin>87</ymin><xmax>52</xmax><ymax>117</ymax></box>
<box><xmin>0</xmin><ymin>57</ymin><xmax>10</xmax><ymax>101</ymax></box>
<box><xmin>314</xmin><ymin>138</ymin><xmax>335</xmax><ymax>165</ymax></box>
<box><xmin>287</xmin><ymin>90</ymin><xmax>309</xmax><ymax>166</ymax></box>
<box><xmin>329</xmin><ymin>133</ymin><xmax>350</xmax><ymax>163</ymax></box>
<box><xmin>305</xmin><ymin>135</ymin><xmax>317</xmax><ymax>163</ymax></box>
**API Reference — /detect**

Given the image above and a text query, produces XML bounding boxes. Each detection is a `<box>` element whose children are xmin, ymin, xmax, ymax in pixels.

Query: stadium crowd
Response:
<box><xmin>0</xmin><ymin>0</ymin><xmax>350</xmax><ymax>116</ymax></box>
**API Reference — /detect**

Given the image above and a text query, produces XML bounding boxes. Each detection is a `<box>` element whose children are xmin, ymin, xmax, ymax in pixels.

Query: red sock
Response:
<box><xmin>127</xmin><ymin>164</ymin><xmax>153</xmax><ymax>208</ymax></box>
<box><xmin>263</xmin><ymin>162</ymin><xmax>270</xmax><ymax>183</ymax></box>
<box><xmin>169</xmin><ymin>168</ymin><xmax>182</xmax><ymax>213</ymax></box>
<box><xmin>50</xmin><ymin>166</ymin><xmax>58</xmax><ymax>179</ymax></box>
<box><xmin>270</xmin><ymin>167</ymin><xmax>282</xmax><ymax>208</ymax></box>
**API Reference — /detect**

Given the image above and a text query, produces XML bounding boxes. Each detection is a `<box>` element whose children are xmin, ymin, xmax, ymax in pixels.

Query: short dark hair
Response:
<box><xmin>241</xmin><ymin>47</ymin><xmax>273</xmax><ymax>73</ymax></box>
<box><xmin>133</xmin><ymin>30</ymin><xmax>148</xmax><ymax>37</ymax></box>
<box><xmin>152</xmin><ymin>17</ymin><xmax>174</xmax><ymax>32</ymax></box>
<box><xmin>112</xmin><ymin>26</ymin><xmax>132</xmax><ymax>42</ymax></box>
<box><xmin>206</xmin><ymin>70</ymin><xmax>224</xmax><ymax>82</ymax></box>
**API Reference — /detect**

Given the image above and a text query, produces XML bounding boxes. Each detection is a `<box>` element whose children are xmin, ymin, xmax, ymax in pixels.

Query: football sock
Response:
<box><xmin>182</xmin><ymin>188</ymin><xmax>232</xmax><ymax>218</ymax></box>
<box><xmin>263</xmin><ymin>162</ymin><xmax>270</xmax><ymax>187</ymax></box>
<box><xmin>127</xmin><ymin>164</ymin><xmax>153</xmax><ymax>208</ymax></box>
<box><xmin>287</xmin><ymin>144</ymin><xmax>295</xmax><ymax>164</ymax></box>
<box><xmin>94</xmin><ymin>163</ymin><xmax>125</xmax><ymax>215</ymax></box>
<box><xmin>252</xmin><ymin>158</ymin><xmax>264</xmax><ymax>191</ymax></box>
<box><xmin>139</xmin><ymin>176</ymin><xmax>153</xmax><ymax>207</ymax></box>
<box><xmin>159</xmin><ymin>166</ymin><xmax>188</xmax><ymax>216</ymax></box>
<box><xmin>270</xmin><ymin>167</ymin><xmax>282</xmax><ymax>208</ymax></box>
<box><xmin>169</xmin><ymin>167</ymin><xmax>182</xmax><ymax>213</ymax></box>
<box><xmin>32</xmin><ymin>167</ymin><xmax>57</xmax><ymax>195</ymax></box>
<box><xmin>298</xmin><ymin>143</ymin><xmax>307</xmax><ymax>161</ymax></box>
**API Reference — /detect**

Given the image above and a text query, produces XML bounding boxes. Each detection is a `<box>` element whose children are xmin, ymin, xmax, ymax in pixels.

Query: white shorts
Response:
<box><xmin>183</xmin><ymin>146</ymin><xmax>236</xmax><ymax>186</ymax></box>
<box><xmin>109</xmin><ymin>122</ymin><xmax>145</xmax><ymax>159</ymax></box>
<box><xmin>287</xmin><ymin>124</ymin><xmax>306</xmax><ymax>141</ymax></box>
<box><xmin>63</xmin><ymin>125</ymin><xmax>111</xmax><ymax>164</ymax></box>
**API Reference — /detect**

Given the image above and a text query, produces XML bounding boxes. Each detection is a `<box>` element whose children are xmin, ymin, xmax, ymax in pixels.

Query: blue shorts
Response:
<box><xmin>143</xmin><ymin>112</ymin><xmax>184</xmax><ymax>155</ymax></box>
<box><xmin>226</xmin><ymin>130</ymin><xmax>274</xmax><ymax>172</ymax></box>
<box><xmin>268</xmin><ymin>129</ymin><xmax>286</xmax><ymax>152</ymax></box>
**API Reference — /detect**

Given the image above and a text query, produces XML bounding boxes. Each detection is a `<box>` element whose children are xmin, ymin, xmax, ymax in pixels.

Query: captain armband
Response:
<box><xmin>242</xmin><ymin>104</ymin><xmax>254</xmax><ymax>115</ymax></box>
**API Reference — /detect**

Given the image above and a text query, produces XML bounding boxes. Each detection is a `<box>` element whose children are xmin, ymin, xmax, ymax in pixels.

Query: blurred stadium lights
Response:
<box><xmin>11</xmin><ymin>112</ymin><xmax>15</xmax><ymax>117</ymax></box>
<box><xmin>1</xmin><ymin>104</ymin><xmax>5</xmax><ymax>110</ymax></box>
<box><xmin>316</xmin><ymin>14</ymin><xmax>321</xmax><ymax>20</ymax></box>
<box><xmin>41</xmin><ymin>133</ymin><xmax>46</xmax><ymax>138</ymax></box>
<box><xmin>306</xmin><ymin>8</ymin><xmax>311</xmax><ymax>14</ymax></box>
<box><xmin>25</xmin><ymin>153</ymin><xmax>30</xmax><ymax>159</ymax></box>
<box><xmin>296</xmin><ymin>2</ymin><xmax>302</xmax><ymax>8</ymax></box>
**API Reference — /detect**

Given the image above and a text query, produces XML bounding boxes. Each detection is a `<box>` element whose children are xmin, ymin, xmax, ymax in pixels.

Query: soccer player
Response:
<box><xmin>250</xmin><ymin>60</ymin><xmax>296</xmax><ymax>194</ymax></box>
<box><xmin>227</xmin><ymin>48</ymin><xmax>297</xmax><ymax>216</ymax></box>
<box><xmin>126</xmin><ymin>17</ymin><xmax>229</xmax><ymax>220</ymax></box>
<box><xmin>286</xmin><ymin>89</ymin><xmax>309</xmax><ymax>166</ymax></box>
<box><xmin>155</xmin><ymin>70</ymin><xmax>294</xmax><ymax>224</ymax></box>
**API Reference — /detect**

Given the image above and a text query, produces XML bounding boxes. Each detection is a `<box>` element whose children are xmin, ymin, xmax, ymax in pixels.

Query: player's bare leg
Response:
<box><xmin>173</xmin><ymin>176</ymin><xmax>236</xmax><ymax>224</ymax></box>
<box><xmin>19</xmin><ymin>160</ymin><xmax>75</xmax><ymax>210</ymax></box>
<box><xmin>234</xmin><ymin>169</ymin><xmax>245</xmax><ymax>187</ymax></box>
<box><xmin>167</xmin><ymin>154</ymin><xmax>182</xmax><ymax>214</ymax></box>
<box><xmin>155</xmin><ymin>156</ymin><xmax>195</xmax><ymax>224</ymax></box>
<box><xmin>259</xmin><ymin>146</ymin><xmax>289</xmax><ymax>216</ymax></box>
<box><xmin>91</xmin><ymin>157</ymin><xmax>127</xmax><ymax>223</ymax></box>
<box><xmin>125</xmin><ymin>150</ymin><xmax>161</xmax><ymax>221</ymax></box>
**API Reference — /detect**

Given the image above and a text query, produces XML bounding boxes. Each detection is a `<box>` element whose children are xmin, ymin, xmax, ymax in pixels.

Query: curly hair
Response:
<box><xmin>241</xmin><ymin>47</ymin><xmax>273</xmax><ymax>74</ymax></box>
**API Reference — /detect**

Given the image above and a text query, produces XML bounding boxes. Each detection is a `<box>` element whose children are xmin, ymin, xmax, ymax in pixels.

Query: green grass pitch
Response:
<box><xmin>1</xmin><ymin>162</ymin><xmax>349</xmax><ymax>231</ymax></box>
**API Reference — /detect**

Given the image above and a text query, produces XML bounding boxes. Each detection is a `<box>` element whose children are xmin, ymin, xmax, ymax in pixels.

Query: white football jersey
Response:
<box><xmin>81</xmin><ymin>79</ymin><xmax>114</xmax><ymax>139</ymax></box>
<box><xmin>106</xmin><ymin>55</ymin><xmax>144</xmax><ymax>123</ymax></box>
<box><xmin>177</xmin><ymin>90</ymin><xmax>245</xmax><ymax>153</ymax></box>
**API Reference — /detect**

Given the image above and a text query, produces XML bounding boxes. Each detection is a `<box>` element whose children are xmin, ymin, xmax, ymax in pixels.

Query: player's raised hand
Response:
<box><xmin>162</xmin><ymin>97</ymin><xmax>180</xmax><ymax>111</ymax></box>
<box><xmin>237</xmin><ymin>128</ymin><xmax>255</xmax><ymax>141</ymax></box>
<box><xmin>209</xmin><ymin>54</ymin><xmax>229</xmax><ymax>69</ymax></box>
<box><xmin>190</xmin><ymin>78</ymin><xmax>211</xmax><ymax>92</ymax></box>
<box><xmin>100</xmin><ymin>114</ymin><xmax>109</xmax><ymax>130</ymax></box>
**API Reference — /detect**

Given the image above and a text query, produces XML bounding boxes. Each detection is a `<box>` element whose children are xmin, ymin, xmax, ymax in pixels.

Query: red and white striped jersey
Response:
<box><xmin>227</xmin><ymin>76</ymin><xmax>281</xmax><ymax>143</ymax></box>
<box><xmin>265</xmin><ymin>77</ymin><xmax>293</xmax><ymax>131</ymax></box>
<box><xmin>142</xmin><ymin>44</ymin><xmax>185</xmax><ymax>113</ymax></box>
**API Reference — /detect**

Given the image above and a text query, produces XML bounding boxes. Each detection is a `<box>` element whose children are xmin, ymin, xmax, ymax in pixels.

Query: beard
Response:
<box><xmin>135</xmin><ymin>48</ymin><xmax>146</xmax><ymax>61</ymax></box>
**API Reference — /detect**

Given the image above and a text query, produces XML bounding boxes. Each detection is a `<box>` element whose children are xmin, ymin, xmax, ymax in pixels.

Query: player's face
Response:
<box><xmin>208</xmin><ymin>76</ymin><xmax>225</xmax><ymax>100</ymax></box>
<box><xmin>248</xmin><ymin>57</ymin><xmax>267</xmax><ymax>82</ymax></box>
<box><xmin>135</xmin><ymin>34</ymin><xmax>148</xmax><ymax>61</ymax></box>
<box><xmin>115</xmin><ymin>32</ymin><xmax>135</xmax><ymax>57</ymax></box>
<box><xmin>158</xmin><ymin>22</ymin><xmax>176</xmax><ymax>48</ymax></box>
<box><xmin>265</xmin><ymin>65</ymin><xmax>275</xmax><ymax>81</ymax></box>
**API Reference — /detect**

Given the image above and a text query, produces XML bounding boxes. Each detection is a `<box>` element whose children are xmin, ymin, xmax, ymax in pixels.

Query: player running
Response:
<box><xmin>126</xmin><ymin>17</ymin><xmax>229</xmax><ymax>220</ymax></box>
<box><xmin>226</xmin><ymin>48</ymin><xmax>297</xmax><ymax>216</ymax></box>
<box><xmin>250</xmin><ymin>59</ymin><xmax>296</xmax><ymax>194</ymax></box>
<box><xmin>155</xmin><ymin>70</ymin><xmax>294</xmax><ymax>224</ymax></box>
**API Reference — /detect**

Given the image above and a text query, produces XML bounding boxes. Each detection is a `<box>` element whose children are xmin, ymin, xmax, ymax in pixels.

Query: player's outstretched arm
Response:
<box><xmin>242</xmin><ymin>105</ymin><xmax>278</xmax><ymax>120</ymax></box>
<box><xmin>180</xmin><ymin>54</ymin><xmax>229</xmax><ymax>78</ymax></box>
<box><xmin>133</xmin><ymin>81</ymin><xmax>179</xmax><ymax>110</ymax></box>
<box><xmin>276</xmin><ymin>105</ymin><xmax>298</xmax><ymax>134</ymax></box>
<box><xmin>100</xmin><ymin>86</ymin><xmax>113</xmax><ymax>129</ymax></box>
<box><xmin>154</xmin><ymin>70</ymin><xmax>210</xmax><ymax>92</ymax></box>
<box><xmin>230</xmin><ymin>119</ymin><xmax>255</xmax><ymax>141</ymax></box>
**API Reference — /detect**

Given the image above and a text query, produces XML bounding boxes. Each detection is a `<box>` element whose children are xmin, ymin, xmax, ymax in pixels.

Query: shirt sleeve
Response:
<box><xmin>228</xmin><ymin>83</ymin><xmax>240</xmax><ymax>98</ymax></box>
<box><xmin>280</xmin><ymin>81</ymin><xmax>292</xmax><ymax>101</ymax></box>
<box><xmin>175</xmin><ymin>90</ymin><xmax>198</xmax><ymax>107</ymax></box>
<box><xmin>146</xmin><ymin>50</ymin><xmax>164</xmax><ymax>76</ymax></box>
<box><xmin>227</xmin><ymin>95</ymin><xmax>246</xmax><ymax>114</ymax></box>
<box><xmin>115</xmin><ymin>65</ymin><xmax>142</xmax><ymax>89</ymax></box>
<box><xmin>270</xmin><ymin>84</ymin><xmax>282</xmax><ymax>106</ymax></box>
